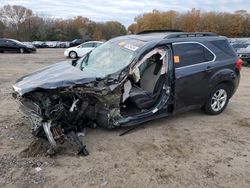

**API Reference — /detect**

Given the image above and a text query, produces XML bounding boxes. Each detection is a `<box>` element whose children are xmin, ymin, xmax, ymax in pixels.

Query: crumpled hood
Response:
<box><xmin>13</xmin><ymin>61</ymin><xmax>97</xmax><ymax>95</ymax></box>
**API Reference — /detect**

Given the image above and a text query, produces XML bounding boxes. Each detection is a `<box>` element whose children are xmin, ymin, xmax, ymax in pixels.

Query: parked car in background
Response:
<box><xmin>237</xmin><ymin>45</ymin><xmax>250</xmax><ymax>65</ymax></box>
<box><xmin>32</xmin><ymin>41</ymin><xmax>49</xmax><ymax>48</ymax></box>
<box><xmin>0</xmin><ymin>38</ymin><xmax>36</xmax><ymax>53</ymax></box>
<box><xmin>23</xmin><ymin>42</ymin><xmax>35</xmax><ymax>48</ymax></box>
<box><xmin>46</xmin><ymin>41</ymin><xmax>58</xmax><ymax>48</ymax></box>
<box><xmin>231</xmin><ymin>43</ymin><xmax>249</xmax><ymax>52</ymax></box>
<box><xmin>64</xmin><ymin>41</ymin><xmax>104</xmax><ymax>58</ymax></box>
<box><xmin>69</xmin><ymin>39</ymin><xmax>87</xmax><ymax>47</ymax></box>
<box><xmin>56</xmin><ymin>41</ymin><xmax>67</xmax><ymax>48</ymax></box>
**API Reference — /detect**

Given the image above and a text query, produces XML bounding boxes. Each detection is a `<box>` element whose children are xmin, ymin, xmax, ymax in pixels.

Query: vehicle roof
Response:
<box><xmin>127</xmin><ymin>32</ymin><xmax>224</xmax><ymax>42</ymax></box>
<box><xmin>0</xmin><ymin>38</ymin><xmax>23</xmax><ymax>43</ymax></box>
<box><xmin>111</xmin><ymin>31</ymin><xmax>227</xmax><ymax>50</ymax></box>
<box><xmin>84</xmin><ymin>41</ymin><xmax>104</xmax><ymax>44</ymax></box>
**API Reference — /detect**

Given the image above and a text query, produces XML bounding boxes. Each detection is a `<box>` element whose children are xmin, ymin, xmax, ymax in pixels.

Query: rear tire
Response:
<box><xmin>203</xmin><ymin>84</ymin><xmax>230</xmax><ymax>115</ymax></box>
<box><xmin>69</xmin><ymin>51</ymin><xmax>77</xmax><ymax>58</ymax></box>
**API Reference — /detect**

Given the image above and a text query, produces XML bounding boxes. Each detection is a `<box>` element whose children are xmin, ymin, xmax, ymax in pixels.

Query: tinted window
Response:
<box><xmin>6</xmin><ymin>40</ymin><xmax>16</xmax><ymax>45</ymax></box>
<box><xmin>211</xmin><ymin>40</ymin><xmax>236</xmax><ymax>57</ymax></box>
<box><xmin>94</xmin><ymin>43</ymin><xmax>102</xmax><ymax>47</ymax></box>
<box><xmin>76</xmin><ymin>39</ymin><xmax>85</xmax><ymax>43</ymax></box>
<box><xmin>0</xmin><ymin>40</ymin><xmax>6</xmax><ymax>44</ymax></box>
<box><xmin>81</xmin><ymin>43</ymin><xmax>94</xmax><ymax>48</ymax></box>
<box><xmin>173</xmin><ymin>43</ymin><xmax>214</xmax><ymax>68</ymax></box>
<box><xmin>232</xmin><ymin>43</ymin><xmax>248</xmax><ymax>49</ymax></box>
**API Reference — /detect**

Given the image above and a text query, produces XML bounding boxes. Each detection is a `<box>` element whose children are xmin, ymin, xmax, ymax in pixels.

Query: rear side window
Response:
<box><xmin>94</xmin><ymin>43</ymin><xmax>102</xmax><ymax>47</ymax></box>
<box><xmin>81</xmin><ymin>43</ymin><xmax>94</xmax><ymax>48</ymax></box>
<box><xmin>210</xmin><ymin>40</ymin><xmax>236</xmax><ymax>57</ymax></box>
<box><xmin>173</xmin><ymin>43</ymin><xmax>214</xmax><ymax>68</ymax></box>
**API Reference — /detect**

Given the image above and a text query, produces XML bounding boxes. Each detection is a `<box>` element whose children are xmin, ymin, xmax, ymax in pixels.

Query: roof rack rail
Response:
<box><xmin>137</xmin><ymin>29</ymin><xmax>183</xmax><ymax>35</ymax></box>
<box><xmin>165</xmin><ymin>32</ymin><xmax>218</xmax><ymax>39</ymax></box>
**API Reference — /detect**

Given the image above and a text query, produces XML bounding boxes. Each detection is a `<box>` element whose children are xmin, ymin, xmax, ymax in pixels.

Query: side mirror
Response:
<box><xmin>72</xmin><ymin>59</ymin><xmax>77</xmax><ymax>66</ymax></box>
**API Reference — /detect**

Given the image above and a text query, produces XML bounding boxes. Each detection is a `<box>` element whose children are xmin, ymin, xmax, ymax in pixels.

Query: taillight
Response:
<box><xmin>236</xmin><ymin>59</ymin><xmax>243</xmax><ymax>71</ymax></box>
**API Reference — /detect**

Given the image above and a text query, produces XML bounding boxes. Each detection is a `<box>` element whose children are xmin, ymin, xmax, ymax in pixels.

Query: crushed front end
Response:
<box><xmin>12</xmin><ymin>82</ymin><xmax>123</xmax><ymax>156</ymax></box>
<box><xmin>12</xmin><ymin>39</ymin><xmax>140</xmax><ymax>156</ymax></box>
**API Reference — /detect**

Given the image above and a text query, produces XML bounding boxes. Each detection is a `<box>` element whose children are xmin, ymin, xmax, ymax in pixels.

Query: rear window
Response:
<box><xmin>210</xmin><ymin>40</ymin><xmax>236</xmax><ymax>57</ymax></box>
<box><xmin>173</xmin><ymin>43</ymin><xmax>214</xmax><ymax>68</ymax></box>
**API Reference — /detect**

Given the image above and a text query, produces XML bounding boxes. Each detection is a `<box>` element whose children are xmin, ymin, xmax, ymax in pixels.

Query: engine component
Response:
<box><xmin>43</xmin><ymin>121</ymin><xmax>57</xmax><ymax>152</ymax></box>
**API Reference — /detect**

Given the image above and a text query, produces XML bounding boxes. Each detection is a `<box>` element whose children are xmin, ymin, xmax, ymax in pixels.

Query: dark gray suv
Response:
<box><xmin>12</xmin><ymin>30</ymin><xmax>242</xmax><ymax>155</ymax></box>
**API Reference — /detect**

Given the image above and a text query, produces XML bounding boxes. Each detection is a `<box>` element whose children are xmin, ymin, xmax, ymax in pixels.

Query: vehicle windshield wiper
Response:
<box><xmin>80</xmin><ymin>51</ymin><xmax>92</xmax><ymax>71</ymax></box>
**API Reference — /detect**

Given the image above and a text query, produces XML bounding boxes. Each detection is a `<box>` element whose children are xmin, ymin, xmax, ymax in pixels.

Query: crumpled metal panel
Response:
<box><xmin>13</xmin><ymin>61</ymin><xmax>97</xmax><ymax>95</ymax></box>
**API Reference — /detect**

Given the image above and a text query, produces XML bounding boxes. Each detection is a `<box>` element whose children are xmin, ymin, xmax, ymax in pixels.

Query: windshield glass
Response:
<box><xmin>77</xmin><ymin>41</ymin><xmax>136</xmax><ymax>77</ymax></box>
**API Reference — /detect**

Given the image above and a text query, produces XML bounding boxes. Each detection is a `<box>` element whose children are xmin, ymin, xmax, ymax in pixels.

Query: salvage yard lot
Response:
<box><xmin>0</xmin><ymin>49</ymin><xmax>250</xmax><ymax>188</ymax></box>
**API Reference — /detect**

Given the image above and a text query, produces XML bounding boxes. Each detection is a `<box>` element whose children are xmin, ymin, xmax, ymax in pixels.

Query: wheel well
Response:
<box><xmin>69</xmin><ymin>51</ymin><xmax>77</xmax><ymax>57</ymax></box>
<box><xmin>19</xmin><ymin>47</ymin><xmax>26</xmax><ymax>52</ymax></box>
<box><xmin>217</xmin><ymin>81</ymin><xmax>234</xmax><ymax>98</ymax></box>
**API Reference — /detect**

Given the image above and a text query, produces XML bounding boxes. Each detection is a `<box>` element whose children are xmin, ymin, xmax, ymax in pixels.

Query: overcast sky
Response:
<box><xmin>1</xmin><ymin>0</ymin><xmax>249</xmax><ymax>26</ymax></box>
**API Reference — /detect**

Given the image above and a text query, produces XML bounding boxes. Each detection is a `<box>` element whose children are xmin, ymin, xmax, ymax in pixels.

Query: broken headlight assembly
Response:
<box><xmin>13</xmin><ymin>86</ymin><xmax>121</xmax><ymax>156</ymax></box>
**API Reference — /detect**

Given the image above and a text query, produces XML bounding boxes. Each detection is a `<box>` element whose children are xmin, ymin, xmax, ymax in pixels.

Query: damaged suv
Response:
<box><xmin>12</xmin><ymin>30</ymin><xmax>241</xmax><ymax>155</ymax></box>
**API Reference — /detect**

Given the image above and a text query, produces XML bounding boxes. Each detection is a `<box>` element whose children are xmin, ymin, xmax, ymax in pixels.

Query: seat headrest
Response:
<box><xmin>153</xmin><ymin>54</ymin><xmax>163</xmax><ymax>75</ymax></box>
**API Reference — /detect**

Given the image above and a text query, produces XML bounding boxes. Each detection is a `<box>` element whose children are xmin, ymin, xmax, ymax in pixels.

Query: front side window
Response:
<box><xmin>6</xmin><ymin>40</ymin><xmax>16</xmax><ymax>45</ymax></box>
<box><xmin>173</xmin><ymin>43</ymin><xmax>214</xmax><ymax>68</ymax></box>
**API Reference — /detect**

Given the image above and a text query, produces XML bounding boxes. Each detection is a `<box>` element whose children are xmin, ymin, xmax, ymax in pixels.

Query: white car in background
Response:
<box><xmin>64</xmin><ymin>41</ymin><xmax>104</xmax><ymax>58</ymax></box>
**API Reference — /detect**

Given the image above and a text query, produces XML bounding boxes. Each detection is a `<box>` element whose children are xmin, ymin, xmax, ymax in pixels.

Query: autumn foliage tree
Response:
<box><xmin>128</xmin><ymin>9</ymin><xmax>250</xmax><ymax>37</ymax></box>
<box><xmin>1</xmin><ymin>5</ymin><xmax>250</xmax><ymax>41</ymax></box>
<box><xmin>0</xmin><ymin>5</ymin><xmax>127</xmax><ymax>41</ymax></box>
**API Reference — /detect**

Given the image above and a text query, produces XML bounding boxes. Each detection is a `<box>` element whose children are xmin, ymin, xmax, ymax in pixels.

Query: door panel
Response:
<box><xmin>6</xmin><ymin>40</ymin><xmax>17</xmax><ymax>51</ymax></box>
<box><xmin>173</xmin><ymin>42</ymin><xmax>216</xmax><ymax>110</ymax></box>
<box><xmin>175</xmin><ymin>63</ymin><xmax>214</xmax><ymax>109</ymax></box>
<box><xmin>78</xmin><ymin>47</ymin><xmax>93</xmax><ymax>56</ymax></box>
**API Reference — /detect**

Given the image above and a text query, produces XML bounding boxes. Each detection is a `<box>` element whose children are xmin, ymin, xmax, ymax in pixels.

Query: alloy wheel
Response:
<box><xmin>69</xmin><ymin>51</ymin><xmax>77</xmax><ymax>58</ymax></box>
<box><xmin>211</xmin><ymin>89</ymin><xmax>227</xmax><ymax>112</ymax></box>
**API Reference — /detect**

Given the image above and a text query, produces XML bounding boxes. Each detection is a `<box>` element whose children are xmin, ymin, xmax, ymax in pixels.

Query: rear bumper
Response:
<box><xmin>28</xmin><ymin>48</ymin><xmax>36</xmax><ymax>52</ymax></box>
<box><xmin>231</xmin><ymin>71</ymin><xmax>240</xmax><ymax>97</ymax></box>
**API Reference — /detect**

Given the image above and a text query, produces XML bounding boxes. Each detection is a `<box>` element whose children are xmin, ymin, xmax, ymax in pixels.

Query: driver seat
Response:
<box><xmin>129</xmin><ymin>61</ymin><xmax>166</xmax><ymax>109</ymax></box>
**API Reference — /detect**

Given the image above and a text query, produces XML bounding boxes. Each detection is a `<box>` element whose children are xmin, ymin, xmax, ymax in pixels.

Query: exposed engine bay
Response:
<box><xmin>14</xmin><ymin>84</ymin><xmax>123</xmax><ymax>156</ymax></box>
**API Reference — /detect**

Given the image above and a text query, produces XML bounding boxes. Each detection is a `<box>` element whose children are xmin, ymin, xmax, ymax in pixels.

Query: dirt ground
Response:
<box><xmin>0</xmin><ymin>49</ymin><xmax>250</xmax><ymax>188</ymax></box>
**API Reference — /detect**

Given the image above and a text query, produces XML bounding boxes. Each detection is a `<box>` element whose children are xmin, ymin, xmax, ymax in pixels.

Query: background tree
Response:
<box><xmin>2</xmin><ymin>4</ymin><xmax>250</xmax><ymax>41</ymax></box>
<box><xmin>128</xmin><ymin>9</ymin><xmax>250</xmax><ymax>37</ymax></box>
<box><xmin>0</xmin><ymin>5</ymin><xmax>33</xmax><ymax>40</ymax></box>
<box><xmin>0</xmin><ymin>20</ymin><xmax>5</xmax><ymax>37</ymax></box>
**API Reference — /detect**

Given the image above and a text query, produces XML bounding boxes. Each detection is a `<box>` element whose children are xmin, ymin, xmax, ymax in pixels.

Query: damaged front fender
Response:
<box><xmin>13</xmin><ymin>80</ymin><xmax>125</xmax><ymax>155</ymax></box>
